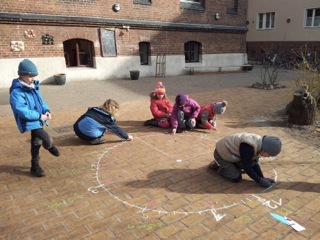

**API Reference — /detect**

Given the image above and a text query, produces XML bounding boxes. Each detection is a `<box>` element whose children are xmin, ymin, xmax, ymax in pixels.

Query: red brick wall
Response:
<box><xmin>0</xmin><ymin>23</ymin><xmax>246</xmax><ymax>59</ymax></box>
<box><xmin>117</xmin><ymin>29</ymin><xmax>246</xmax><ymax>56</ymax></box>
<box><xmin>1</xmin><ymin>0</ymin><xmax>247</xmax><ymax>26</ymax></box>
<box><xmin>0</xmin><ymin>24</ymin><xmax>99</xmax><ymax>58</ymax></box>
<box><xmin>0</xmin><ymin>0</ymin><xmax>248</xmax><ymax>58</ymax></box>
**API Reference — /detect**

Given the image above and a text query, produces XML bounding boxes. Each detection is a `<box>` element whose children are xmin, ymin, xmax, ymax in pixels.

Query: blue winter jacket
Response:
<box><xmin>9</xmin><ymin>79</ymin><xmax>50</xmax><ymax>133</ymax></box>
<box><xmin>73</xmin><ymin>107</ymin><xmax>129</xmax><ymax>141</ymax></box>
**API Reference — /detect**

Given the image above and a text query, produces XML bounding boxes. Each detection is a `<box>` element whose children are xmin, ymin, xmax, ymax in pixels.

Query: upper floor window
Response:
<box><xmin>227</xmin><ymin>0</ymin><xmax>238</xmax><ymax>15</ymax></box>
<box><xmin>258</xmin><ymin>12</ymin><xmax>275</xmax><ymax>30</ymax></box>
<box><xmin>63</xmin><ymin>39</ymin><xmax>94</xmax><ymax>67</ymax></box>
<box><xmin>133</xmin><ymin>0</ymin><xmax>151</xmax><ymax>5</ymax></box>
<box><xmin>184</xmin><ymin>41</ymin><xmax>201</xmax><ymax>63</ymax></box>
<box><xmin>306</xmin><ymin>8</ymin><xmax>320</xmax><ymax>27</ymax></box>
<box><xmin>180</xmin><ymin>0</ymin><xmax>204</xmax><ymax>11</ymax></box>
<box><xmin>139</xmin><ymin>42</ymin><xmax>150</xmax><ymax>65</ymax></box>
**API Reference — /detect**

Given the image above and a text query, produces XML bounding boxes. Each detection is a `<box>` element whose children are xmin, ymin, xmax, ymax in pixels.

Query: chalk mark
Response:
<box><xmin>89</xmin><ymin>133</ymin><xmax>282</xmax><ymax>220</ymax></box>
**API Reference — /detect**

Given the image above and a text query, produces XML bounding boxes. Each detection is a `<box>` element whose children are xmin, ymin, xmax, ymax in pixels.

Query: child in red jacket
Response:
<box><xmin>144</xmin><ymin>82</ymin><xmax>173</xmax><ymax>128</ymax></box>
<box><xmin>196</xmin><ymin>100</ymin><xmax>227</xmax><ymax>130</ymax></box>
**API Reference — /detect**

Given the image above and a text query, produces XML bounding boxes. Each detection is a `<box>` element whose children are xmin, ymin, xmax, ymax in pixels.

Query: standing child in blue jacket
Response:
<box><xmin>73</xmin><ymin>99</ymin><xmax>133</xmax><ymax>144</ymax></box>
<box><xmin>9</xmin><ymin>59</ymin><xmax>60</xmax><ymax>177</ymax></box>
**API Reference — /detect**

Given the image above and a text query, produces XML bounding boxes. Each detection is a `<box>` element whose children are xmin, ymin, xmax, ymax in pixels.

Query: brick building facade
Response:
<box><xmin>0</xmin><ymin>0</ymin><xmax>248</xmax><ymax>88</ymax></box>
<box><xmin>246</xmin><ymin>0</ymin><xmax>320</xmax><ymax>60</ymax></box>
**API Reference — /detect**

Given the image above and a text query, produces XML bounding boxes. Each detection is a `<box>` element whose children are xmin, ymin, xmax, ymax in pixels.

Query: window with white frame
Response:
<box><xmin>258</xmin><ymin>12</ymin><xmax>275</xmax><ymax>30</ymax></box>
<box><xmin>306</xmin><ymin>8</ymin><xmax>320</xmax><ymax>27</ymax></box>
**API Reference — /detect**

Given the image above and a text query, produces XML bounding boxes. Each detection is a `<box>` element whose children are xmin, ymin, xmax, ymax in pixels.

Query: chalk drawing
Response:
<box><xmin>235</xmin><ymin>213</ymin><xmax>260</xmax><ymax>222</ymax></box>
<box><xmin>128</xmin><ymin>223</ymin><xmax>164</xmax><ymax>232</ymax></box>
<box><xmin>88</xmin><ymin>133</ymin><xmax>283</xmax><ymax>221</ymax></box>
<box><xmin>48</xmin><ymin>194</ymin><xmax>84</xmax><ymax>208</ymax></box>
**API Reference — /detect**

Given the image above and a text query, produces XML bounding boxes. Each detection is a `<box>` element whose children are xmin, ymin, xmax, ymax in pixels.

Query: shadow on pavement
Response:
<box><xmin>124</xmin><ymin>166</ymin><xmax>320</xmax><ymax>194</ymax></box>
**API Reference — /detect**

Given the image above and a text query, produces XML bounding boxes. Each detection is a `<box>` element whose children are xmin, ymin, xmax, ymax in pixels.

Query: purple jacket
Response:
<box><xmin>170</xmin><ymin>94</ymin><xmax>200</xmax><ymax>129</ymax></box>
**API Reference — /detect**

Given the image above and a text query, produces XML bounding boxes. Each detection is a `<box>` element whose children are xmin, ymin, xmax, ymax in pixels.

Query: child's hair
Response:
<box><xmin>99</xmin><ymin>99</ymin><xmax>120</xmax><ymax>116</ymax></box>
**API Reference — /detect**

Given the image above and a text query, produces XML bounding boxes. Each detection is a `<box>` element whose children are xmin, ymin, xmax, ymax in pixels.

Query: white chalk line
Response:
<box><xmin>89</xmin><ymin>133</ymin><xmax>280</xmax><ymax>219</ymax></box>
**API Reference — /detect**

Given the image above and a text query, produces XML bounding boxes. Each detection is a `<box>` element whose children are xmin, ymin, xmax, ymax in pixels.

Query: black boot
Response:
<box><xmin>30</xmin><ymin>158</ymin><xmax>45</xmax><ymax>177</ymax></box>
<box><xmin>48</xmin><ymin>145</ymin><xmax>60</xmax><ymax>157</ymax></box>
<box><xmin>144</xmin><ymin>118</ymin><xmax>158</xmax><ymax>127</ymax></box>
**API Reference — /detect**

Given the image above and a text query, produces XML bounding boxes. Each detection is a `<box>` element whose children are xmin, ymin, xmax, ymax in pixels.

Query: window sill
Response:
<box><xmin>257</xmin><ymin>28</ymin><xmax>274</xmax><ymax>31</ymax></box>
<box><xmin>305</xmin><ymin>26</ymin><xmax>320</xmax><ymax>28</ymax></box>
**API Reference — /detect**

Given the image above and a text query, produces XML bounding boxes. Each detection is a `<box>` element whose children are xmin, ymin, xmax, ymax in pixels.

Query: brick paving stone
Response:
<box><xmin>177</xmin><ymin>223</ymin><xmax>211</xmax><ymax>239</ymax></box>
<box><xmin>0</xmin><ymin>67</ymin><xmax>319</xmax><ymax>239</ymax></box>
<box><xmin>155</xmin><ymin>223</ymin><xmax>185</xmax><ymax>239</ymax></box>
<box><xmin>229</xmin><ymin>227</ymin><xmax>259</xmax><ymax>240</ymax></box>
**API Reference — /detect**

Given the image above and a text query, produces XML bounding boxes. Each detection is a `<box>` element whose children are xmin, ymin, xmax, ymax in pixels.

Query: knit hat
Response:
<box><xmin>18</xmin><ymin>59</ymin><xmax>38</xmax><ymax>76</ymax></box>
<box><xmin>175</xmin><ymin>94</ymin><xmax>187</xmax><ymax>106</ymax></box>
<box><xmin>155</xmin><ymin>81</ymin><xmax>166</xmax><ymax>94</ymax></box>
<box><xmin>262</xmin><ymin>136</ymin><xmax>282</xmax><ymax>156</ymax></box>
<box><xmin>213</xmin><ymin>100</ymin><xmax>227</xmax><ymax>114</ymax></box>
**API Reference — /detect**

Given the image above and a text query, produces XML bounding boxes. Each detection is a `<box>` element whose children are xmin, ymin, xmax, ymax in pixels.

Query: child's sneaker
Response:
<box><xmin>209</xmin><ymin>161</ymin><xmax>220</xmax><ymax>170</ymax></box>
<box><xmin>48</xmin><ymin>145</ymin><xmax>60</xmax><ymax>157</ymax></box>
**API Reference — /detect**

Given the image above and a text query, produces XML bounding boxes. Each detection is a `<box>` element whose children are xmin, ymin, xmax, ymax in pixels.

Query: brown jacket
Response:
<box><xmin>215</xmin><ymin>133</ymin><xmax>263</xmax><ymax>163</ymax></box>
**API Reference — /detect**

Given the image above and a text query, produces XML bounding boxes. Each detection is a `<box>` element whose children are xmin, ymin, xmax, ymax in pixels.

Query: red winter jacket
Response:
<box><xmin>196</xmin><ymin>102</ymin><xmax>217</xmax><ymax>129</ymax></box>
<box><xmin>150</xmin><ymin>93</ymin><xmax>173</xmax><ymax>119</ymax></box>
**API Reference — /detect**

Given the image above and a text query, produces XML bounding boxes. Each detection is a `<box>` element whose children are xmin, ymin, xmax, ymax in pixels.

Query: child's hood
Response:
<box><xmin>9</xmin><ymin>79</ymin><xmax>40</xmax><ymax>94</ymax></box>
<box><xmin>175</xmin><ymin>94</ymin><xmax>189</xmax><ymax>105</ymax></box>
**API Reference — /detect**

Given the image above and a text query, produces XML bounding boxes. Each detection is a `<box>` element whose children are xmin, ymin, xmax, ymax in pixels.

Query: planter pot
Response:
<box><xmin>242</xmin><ymin>65</ymin><xmax>253</xmax><ymax>71</ymax></box>
<box><xmin>129</xmin><ymin>70</ymin><xmax>140</xmax><ymax>80</ymax></box>
<box><xmin>53</xmin><ymin>73</ymin><xmax>66</xmax><ymax>85</ymax></box>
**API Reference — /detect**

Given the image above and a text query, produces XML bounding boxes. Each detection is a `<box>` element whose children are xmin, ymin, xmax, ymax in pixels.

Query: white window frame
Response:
<box><xmin>257</xmin><ymin>12</ymin><xmax>275</xmax><ymax>30</ymax></box>
<box><xmin>306</xmin><ymin>8</ymin><xmax>320</xmax><ymax>27</ymax></box>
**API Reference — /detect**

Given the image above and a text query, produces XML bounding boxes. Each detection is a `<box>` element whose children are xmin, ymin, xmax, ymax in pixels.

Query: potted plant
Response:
<box><xmin>53</xmin><ymin>73</ymin><xmax>66</xmax><ymax>85</ymax></box>
<box><xmin>242</xmin><ymin>64</ymin><xmax>253</xmax><ymax>71</ymax></box>
<box><xmin>129</xmin><ymin>70</ymin><xmax>140</xmax><ymax>80</ymax></box>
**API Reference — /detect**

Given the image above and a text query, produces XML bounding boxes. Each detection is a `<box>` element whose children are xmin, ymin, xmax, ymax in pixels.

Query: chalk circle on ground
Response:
<box><xmin>90</xmin><ymin>133</ymin><xmax>277</xmax><ymax>218</ymax></box>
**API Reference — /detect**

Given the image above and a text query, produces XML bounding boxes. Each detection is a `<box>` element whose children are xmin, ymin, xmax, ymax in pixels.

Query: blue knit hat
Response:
<box><xmin>262</xmin><ymin>136</ymin><xmax>282</xmax><ymax>156</ymax></box>
<box><xmin>18</xmin><ymin>59</ymin><xmax>38</xmax><ymax>76</ymax></box>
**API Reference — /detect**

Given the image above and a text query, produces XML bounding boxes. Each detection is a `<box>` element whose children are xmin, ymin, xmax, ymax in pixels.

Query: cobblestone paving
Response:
<box><xmin>0</xmin><ymin>67</ymin><xmax>319</xmax><ymax>239</ymax></box>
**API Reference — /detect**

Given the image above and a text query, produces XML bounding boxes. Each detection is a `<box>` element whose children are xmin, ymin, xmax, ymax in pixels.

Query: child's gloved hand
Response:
<box><xmin>127</xmin><ymin>135</ymin><xmax>134</xmax><ymax>141</ymax></box>
<box><xmin>259</xmin><ymin>178</ymin><xmax>273</xmax><ymax>188</ymax></box>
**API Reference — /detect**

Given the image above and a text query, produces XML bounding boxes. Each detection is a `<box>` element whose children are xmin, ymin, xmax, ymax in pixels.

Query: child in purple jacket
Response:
<box><xmin>170</xmin><ymin>94</ymin><xmax>200</xmax><ymax>134</ymax></box>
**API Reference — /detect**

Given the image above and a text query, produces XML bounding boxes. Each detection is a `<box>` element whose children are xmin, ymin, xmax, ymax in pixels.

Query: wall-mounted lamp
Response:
<box><xmin>214</xmin><ymin>13</ymin><xmax>220</xmax><ymax>20</ymax></box>
<box><xmin>122</xmin><ymin>25</ymin><xmax>130</xmax><ymax>31</ymax></box>
<box><xmin>287</xmin><ymin>18</ymin><xmax>291</xmax><ymax>23</ymax></box>
<box><xmin>113</xmin><ymin>3</ymin><xmax>120</xmax><ymax>12</ymax></box>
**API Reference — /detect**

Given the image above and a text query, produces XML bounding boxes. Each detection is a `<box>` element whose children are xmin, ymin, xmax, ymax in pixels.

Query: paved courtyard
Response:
<box><xmin>0</xmin><ymin>66</ymin><xmax>319</xmax><ymax>239</ymax></box>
